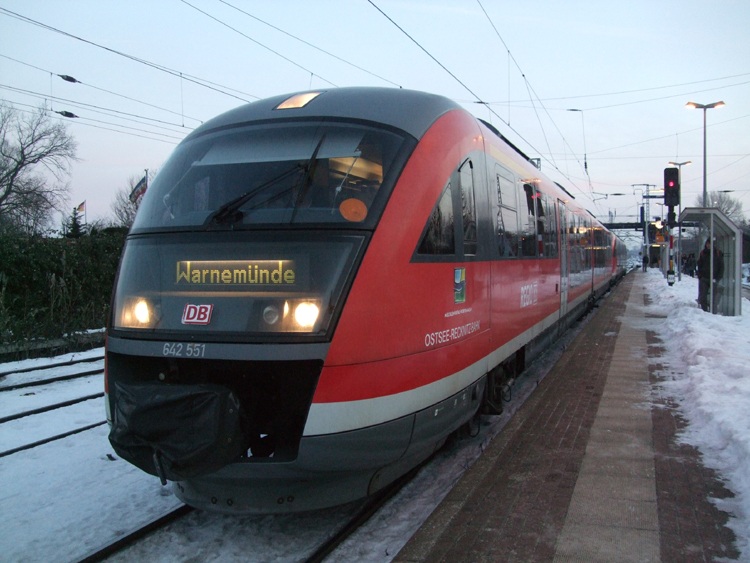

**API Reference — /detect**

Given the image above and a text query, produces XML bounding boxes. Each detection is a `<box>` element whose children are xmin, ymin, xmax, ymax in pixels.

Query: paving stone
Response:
<box><xmin>571</xmin><ymin>473</ymin><xmax>656</xmax><ymax>502</ymax></box>
<box><xmin>392</xmin><ymin>275</ymin><xmax>739</xmax><ymax>563</ymax></box>
<box><xmin>552</xmin><ymin>524</ymin><xmax>660</xmax><ymax>563</ymax></box>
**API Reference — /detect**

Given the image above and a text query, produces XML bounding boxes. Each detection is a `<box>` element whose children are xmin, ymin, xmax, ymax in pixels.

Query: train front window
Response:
<box><xmin>132</xmin><ymin>123</ymin><xmax>409</xmax><ymax>231</ymax></box>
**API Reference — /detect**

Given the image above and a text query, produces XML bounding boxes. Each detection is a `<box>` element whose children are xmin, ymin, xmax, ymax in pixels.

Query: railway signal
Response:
<box><xmin>664</xmin><ymin>167</ymin><xmax>680</xmax><ymax>207</ymax></box>
<box><xmin>663</xmin><ymin>167</ymin><xmax>680</xmax><ymax>285</ymax></box>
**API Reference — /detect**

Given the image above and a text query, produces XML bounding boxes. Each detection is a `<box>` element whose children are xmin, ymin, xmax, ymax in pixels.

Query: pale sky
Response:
<box><xmin>1</xmin><ymin>0</ymin><xmax>749</xmax><ymax>242</ymax></box>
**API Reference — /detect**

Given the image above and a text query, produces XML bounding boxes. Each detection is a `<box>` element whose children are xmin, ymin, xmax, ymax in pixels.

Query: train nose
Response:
<box><xmin>108</xmin><ymin>382</ymin><xmax>246</xmax><ymax>484</ymax></box>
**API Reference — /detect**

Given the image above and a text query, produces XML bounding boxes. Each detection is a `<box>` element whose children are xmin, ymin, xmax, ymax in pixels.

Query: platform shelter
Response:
<box><xmin>680</xmin><ymin>207</ymin><xmax>742</xmax><ymax>316</ymax></box>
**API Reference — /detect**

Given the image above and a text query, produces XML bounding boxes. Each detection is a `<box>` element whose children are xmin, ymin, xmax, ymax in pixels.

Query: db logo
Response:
<box><xmin>182</xmin><ymin>303</ymin><xmax>214</xmax><ymax>325</ymax></box>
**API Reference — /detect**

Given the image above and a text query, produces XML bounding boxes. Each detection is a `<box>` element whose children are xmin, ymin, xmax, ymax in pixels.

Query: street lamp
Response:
<box><xmin>591</xmin><ymin>191</ymin><xmax>625</xmax><ymax>202</ymax></box>
<box><xmin>685</xmin><ymin>101</ymin><xmax>725</xmax><ymax>207</ymax></box>
<box><xmin>668</xmin><ymin>160</ymin><xmax>692</xmax><ymax>170</ymax></box>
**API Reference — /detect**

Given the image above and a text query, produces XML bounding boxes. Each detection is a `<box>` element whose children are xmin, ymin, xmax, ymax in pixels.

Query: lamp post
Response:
<box><xmin>668</xmin><ymin>161</ymin><xmax>691</xmax><ymax>281</ymax></box>
<box><xmin>685</xmin><ymin>101</ymin><xmax>725</xmax><ymax>207</ymax></box>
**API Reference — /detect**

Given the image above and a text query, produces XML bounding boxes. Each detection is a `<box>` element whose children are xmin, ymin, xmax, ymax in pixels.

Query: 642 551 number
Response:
<box><xmin>162</xmin><ymin>343</ymin><xmax>206</xmax><ymax>357</ymax></box>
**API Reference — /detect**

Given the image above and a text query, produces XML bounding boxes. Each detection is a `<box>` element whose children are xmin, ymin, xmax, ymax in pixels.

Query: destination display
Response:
<box><xmin>175</xmin><ymin>260</ymin><xmax>297</xmax><ymax>287</ymax></box>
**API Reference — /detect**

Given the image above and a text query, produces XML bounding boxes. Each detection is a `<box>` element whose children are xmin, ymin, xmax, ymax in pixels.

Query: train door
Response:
<box><xmin>458</xmin><ymin>157</ymin><xmax>491</xmax><ymax>328</ymax></box>
<box><xmin>558</xmin><ymin>200</ymin><xmax>569</xmax><ymax>319</ymax></box>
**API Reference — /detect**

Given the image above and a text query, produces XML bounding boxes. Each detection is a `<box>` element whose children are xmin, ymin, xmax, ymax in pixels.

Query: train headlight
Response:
<box><xmin>294</xmin><ymin>302</ymin><xmax>319</xmax><ymax>328</ymax></box>
<box><xmin>255</xmin><ymin>298</ymin><xmax>322</xmax><ymax>332</ymax></box>
<box><xmin>134</xmin><ymin>300</ymin><xmax>150</xmax><ymax>324</ymax></box>
<box><xmin>119</xmin><ymin>297</ymin><xmax>159</xmax><ymax>329</ymax></box>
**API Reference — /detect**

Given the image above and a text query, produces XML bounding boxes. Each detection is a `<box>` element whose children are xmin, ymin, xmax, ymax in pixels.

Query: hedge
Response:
<box><xmin>0</xmin><ymin>228</ymin><xmax>127</xmax><ymax>355</ymax></box>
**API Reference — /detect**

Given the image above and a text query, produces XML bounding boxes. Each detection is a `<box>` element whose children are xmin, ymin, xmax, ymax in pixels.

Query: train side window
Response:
<box><xmin>459</xmin><ymin>160</ymin><xmax>477</xmax><ymax>256</ymax></box>
<box><xmin>567</xmin><ymin>212</ymin><xmax>581</xmax><ymax>285</ymax></box>
<box><xmin>582</xmin><ymin>218</ymin><xmax>592</xmax><ymax>271</ymax></box>
<box><xmin>417</xmin><ymin>181</ymin><xmax>455</xmax><ymax>255</ymax></box>
<box><xmin>495</xmin><ymin>166</ymin><xmax>518</xmax><ymax>258</ymax></box>
<box><xmin>542</xmin><ymin>193</ymin><xmax>558</xmax><ymax>258</ymax></box>
<box><xmin>536</xmin><ymin>191</ymin><xmax>546</xmax><ymax>257</ymax></box>
<box><xmin>520</xmin><ymin>183</ymin><xmax>537</xmax><ymax>257</ymax></box>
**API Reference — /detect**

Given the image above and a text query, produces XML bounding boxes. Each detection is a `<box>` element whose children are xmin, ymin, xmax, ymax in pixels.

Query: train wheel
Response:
<box><xmin>482</xmin><ymin>365</ymin><xmax>506</xmax><ymax>415</ymax></box>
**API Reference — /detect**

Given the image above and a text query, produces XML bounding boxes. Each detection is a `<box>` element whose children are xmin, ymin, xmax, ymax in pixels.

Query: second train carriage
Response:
<box><xmin>105</xmin><ymin>87</ymin><xmax>627</xmax><ymax>513</ymax></box>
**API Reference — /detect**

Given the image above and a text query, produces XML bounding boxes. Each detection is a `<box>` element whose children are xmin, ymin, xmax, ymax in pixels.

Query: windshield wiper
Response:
<box><xmin>289</xmin><ymin>134</ymin><xmax>326</xmax><ymax>224</ymax></box>
<box><xmin>208</xmin><ymin>164</ymin><xmax>302</xmax><ymax>226</ymax></box>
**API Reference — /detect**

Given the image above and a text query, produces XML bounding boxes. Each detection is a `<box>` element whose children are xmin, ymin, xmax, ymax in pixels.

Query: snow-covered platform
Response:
<box><xmin>392</xmin><ymin>271</ymin><xmax>740</xmax><ymax>563</ymax></box>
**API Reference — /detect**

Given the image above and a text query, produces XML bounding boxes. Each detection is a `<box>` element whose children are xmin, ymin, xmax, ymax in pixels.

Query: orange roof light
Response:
<box><xmin>275</xmin><ymin>92</ymin><xmax>323</xmax><ymax>110</ymax></box>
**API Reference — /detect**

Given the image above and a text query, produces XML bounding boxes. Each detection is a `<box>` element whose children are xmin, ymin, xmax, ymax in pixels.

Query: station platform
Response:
<box><xmin>393</xmin><ymin>272</ymin><xmax>739</xmax><ymax>563</ymax></box>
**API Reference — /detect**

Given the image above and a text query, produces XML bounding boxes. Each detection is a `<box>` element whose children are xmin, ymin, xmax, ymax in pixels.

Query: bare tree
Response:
<box><xmin>0</xmin><ymin>102</ymin><xmax>78</xmax><ymax>233</ymax></box>
<box><xmin>109</xmin><ymin>175</ymin><xmax>142</xmax><ymax>228</ymax></box>
<box><xmin>693</xmin><ymin>191</ymin><xmax>745</xmax><ymax>225</ymax></box>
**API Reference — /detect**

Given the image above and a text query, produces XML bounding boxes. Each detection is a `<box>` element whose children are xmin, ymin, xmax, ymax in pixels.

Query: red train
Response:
<box><xmin>105</xmin><ymin>87</ymin><xmax>627</xmax><ymax>513</ymax></box>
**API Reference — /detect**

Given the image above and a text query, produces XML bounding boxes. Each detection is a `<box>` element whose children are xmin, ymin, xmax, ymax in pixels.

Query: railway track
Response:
<box><xmin>69</xmin><ymin>458</ymin><xmax>424</xmax><ymax>563</ymax></box>
<box><xmin>0</xmin><ymin>361</ymin><xmax>107</xmax><ymax>458</ymax></box>
<box><xmin>73</xmin><ymin>505</ymin><xmax>195</xmax><ymax>563</ymax></box>
<box><xmin>0</xmin><ymin>392</ymin><xmax>104</xmax><ymax>424</ymax></box>
<box><xmin>1</xmin><ymin>293</ymin><xmax>607</xmax><ymax>563</ymax></box>
<box><xmin>0</xmin><ymin>352</ymin><xmax>430</xmax><ymax>563</ymax></box>
<box><xmin>0</xmin><ymin>355</ymin><xmax>104</xmax><ymax>379</ymax></box>
<box><xmin>0</xmin><ymin>420</ymin><xmax>107</xmax><ymax>458</ymax></box>
<box><xmin>0</xmin><ymin>367</ymin><xmax>104</xmax><ymax>392</ymax></box>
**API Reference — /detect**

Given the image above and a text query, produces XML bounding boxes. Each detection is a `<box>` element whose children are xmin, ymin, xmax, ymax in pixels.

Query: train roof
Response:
<box><xmin>185</xmin><ymin>87</ymin><xmax>462</xmax><ymax>143</ymax></box>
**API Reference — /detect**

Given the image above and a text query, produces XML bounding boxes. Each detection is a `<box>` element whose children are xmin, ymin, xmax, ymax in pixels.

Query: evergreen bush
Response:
<box><xmin>0</xmin><ymin>228</ymin><xmax>127</xmax><ymax>357</ymax></box>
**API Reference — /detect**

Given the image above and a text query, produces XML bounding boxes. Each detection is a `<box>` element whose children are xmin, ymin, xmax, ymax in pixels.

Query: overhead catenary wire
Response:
<box><xmin>367</xmin><ymin>0</ymin><xmax>593</xmax><ymax>202</ymax></box>
<box><xmin>480</xmin><ymin>71</ymin><xmax>750</xmax><ymax>105</ymax></box>
<box><xmin>0</xmin><ymin>84</ymin><xmax>195</xmax><ymax>134</ymax></box>
<box><xmin>179</xmin><ymin>0</ymin><xmax>338</xmax><ymax>88</ymax></box>
<box><xmin>589</xmin><ymin>113</ymin><xmax>750</xmax><ymax>155</ymax></box>
<box><xmin>217</xmin><ymin>0</ymin><xmax>402</xmax><ymax>88</ymax></box>
<box><xmin>550</xmin><ymin>154</ymin><xmax>750</xmax><ymax>161</ymax></box>
<box><xmin>365</xmin><ymin>0</ymin><xmax>483</xmax><ymax>103</ymax></box>
<box><xmin>8</xmin><ymin>101</ymin><xmax>180</xmax><ymax>145</ymax></box>
<box><xmin>476</xmin><ymin>79</ymin><xmax>750</xmax><ymax>112</ymax></box>
<box><xmin>6</xmin><ymin>99</ymin><xmax>185</xmax><ymax>142</ymax></box>
<box><xmin>477</xmin><ymin>0</ymin><xmax>600</xmax><ymax>203</ymax></box>
<box><xmin>475</xmin><ymin>0</ymin><xmax>597</xmax><ymax>203</ymax></box>
<box><xmin>478</xmin><ymin>1</ymin><xmax>595</xmax><ymax>202</ymax></box>
<box><xmin>0</xmin><ymin>6</ymin><xmax>259</xmax><ymax>103</ymax></box>
<box><xmin>0</xmin><ymin>53</ymin><xmax>203</xmax><ymax>125</ymax></box>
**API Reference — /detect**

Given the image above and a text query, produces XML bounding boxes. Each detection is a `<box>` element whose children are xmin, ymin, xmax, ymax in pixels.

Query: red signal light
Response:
<box><xmin>664</xmin><ymin>167</ymin><xmax>680</xmax><ymax>207</ymax></box>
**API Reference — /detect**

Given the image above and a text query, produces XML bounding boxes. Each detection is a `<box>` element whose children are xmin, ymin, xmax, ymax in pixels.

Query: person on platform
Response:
<box><xmin>685</xmin><ymin>253</ymin><xmax>696</xmax><ymax>277</ymax></box>
<box><xmin>642</xmin><ymin>253</ymin><xmax>648</xmax><ymax>272</ymax></box>
<box><xmin>696</xmin><ymin>240</ymin><xmax>724</xmax><ymax>312</ymax></box>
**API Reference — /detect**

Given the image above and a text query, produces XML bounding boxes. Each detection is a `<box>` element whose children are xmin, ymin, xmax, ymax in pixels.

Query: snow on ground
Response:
<box><xmin>644</xmin><ymin>268</ymin><xmax>750</xmax><ymax>558</ymax></box>
<box><xmin>0</xmin><ymin>348</ymin><xmax>103</xmax><ymax>376</ymax></box>
<box><xmin>103</xmin><ymin>347</ymin><xmax>561</xmax><ymax>563</ymax></box>
<box><xmin>0</xmin><ymin>328</ymin><xmax>573</xmax><ymax>563</ymax></box>
<box><xmin>1</xmin><ymin>387</ymin><xmax>103</xmax><ymax>452</ymax></box>
<box><xmin>0</xmin><ymin>374</ymin><xmax>102</xmax><ymax>420</ymax></box>
<box><xmin>0</xmin><ymin>270</ymin><xmax>748</xmax><ymax>562</ymax></box>
<box><xmin>0</xmin><ymin>425</ymin><xmax>182</xmax><ymax>563</ymax></box>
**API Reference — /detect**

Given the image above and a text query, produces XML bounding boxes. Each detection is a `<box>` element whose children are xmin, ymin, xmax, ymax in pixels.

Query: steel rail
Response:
<box><xmin>0</xmin><ymin>368</ymin><xmax>104</xmax><ymax>392</ymax></box>
<box><xmin>72</xmin><ymin>505</ymin><xmax>194</xmax><ymax>563</ymax></box>
<box><xmin>0</xmin><ymin>392</ymin><xmax>104</xmax><ymax>424</ymax></box>
<box><xmin>0</xmin><ymin>355</ymin><xmax>104</xmax><ymax>379</ymax></box>
<box><xmin>0</xmin><ymin>420</ymin><xmax>107</xmax><ymax>458</ymax></box>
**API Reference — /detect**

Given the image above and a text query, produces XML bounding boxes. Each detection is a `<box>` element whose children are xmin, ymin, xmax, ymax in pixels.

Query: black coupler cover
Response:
<box><xmin>109</xmin><ymin>382</ymin><xmax>246</xmax><ymax>482</ymax></box>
